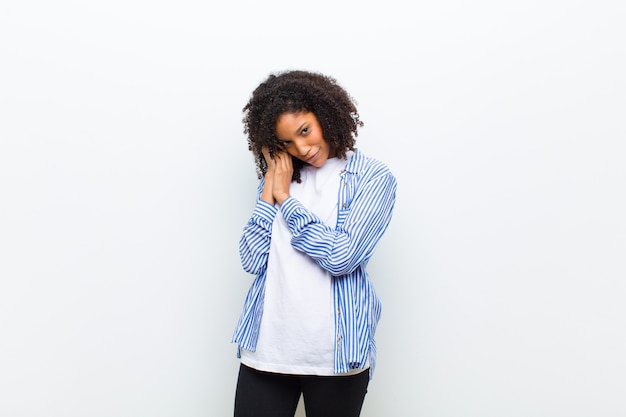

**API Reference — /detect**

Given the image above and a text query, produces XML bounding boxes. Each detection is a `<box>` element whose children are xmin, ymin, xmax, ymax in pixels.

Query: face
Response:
<box><xmin>275</xmin><ymin>111</ymin><xmax>334</xmax><ymax>167</ymax></box>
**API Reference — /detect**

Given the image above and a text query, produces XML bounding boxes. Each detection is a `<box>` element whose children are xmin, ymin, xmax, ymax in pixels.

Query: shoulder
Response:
<box><xmin>346</xmin><ymin>149</ymin><xmax>396</xmax><ymax>181</ymax></box>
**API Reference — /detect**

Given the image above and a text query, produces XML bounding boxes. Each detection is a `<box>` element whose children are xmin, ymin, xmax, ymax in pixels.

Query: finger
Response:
<box><xmin>261</xmin><ymin>147</ymin><xmax>276</xmax><ymax>170</ymax></box>
<box><xmin>261</xmin><ymin>147</ymin><xmax>270</xmax><ymax>161</ymax></box>
<box><xmin>274</xmin><ymin>152</ymin><xmax>292</xmax><ymax>171</ymax></box>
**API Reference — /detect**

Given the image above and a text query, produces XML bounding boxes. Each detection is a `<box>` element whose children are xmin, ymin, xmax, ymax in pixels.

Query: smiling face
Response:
<box><xmin>275</xmin><ymin>111</ymin><xmax>334</xmax><ymax>168</ymax></box>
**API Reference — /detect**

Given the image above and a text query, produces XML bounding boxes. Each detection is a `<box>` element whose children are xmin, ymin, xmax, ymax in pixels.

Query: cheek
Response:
<box><xmin>285</xmin><ymin>147</ymin><xmax>300</xmax><ymax>158</ymax></box>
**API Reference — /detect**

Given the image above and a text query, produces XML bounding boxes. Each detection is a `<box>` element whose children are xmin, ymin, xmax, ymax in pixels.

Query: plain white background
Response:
<box><xmin>1</xmin><ymin>1</ymin><xmax>624</xmax><ymax>416</ymax></box>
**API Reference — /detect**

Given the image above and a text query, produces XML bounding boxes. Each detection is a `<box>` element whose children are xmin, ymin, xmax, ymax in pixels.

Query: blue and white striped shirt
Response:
<box><xmin>232</xmin><ymin>149</ymin><xmax>397</xmax><ymax>378</ymax></box>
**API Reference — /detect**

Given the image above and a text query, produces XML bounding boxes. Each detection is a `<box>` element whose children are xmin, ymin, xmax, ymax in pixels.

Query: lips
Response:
<box><xmin>306</xmin><ymin>150</ymin><xmax>319</xmax><ymax>164</ymax></box>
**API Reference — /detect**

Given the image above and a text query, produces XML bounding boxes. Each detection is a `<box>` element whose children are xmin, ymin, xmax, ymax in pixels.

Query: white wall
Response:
<box><xmin>1</xmin><ymin>1</ymin><xmax>624</xmax><ymax>416</ymax></box>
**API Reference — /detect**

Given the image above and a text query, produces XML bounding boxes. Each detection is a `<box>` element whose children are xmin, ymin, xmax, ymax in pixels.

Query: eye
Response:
<box><xmin>279</xmin><ymin>140</ymin><xmax>292</xmax><ymax>147</ymax></box>
<box><xmin>300</xmin><ymin>127</ymin><xmax>309</xmax><ymax>135</ymax></box>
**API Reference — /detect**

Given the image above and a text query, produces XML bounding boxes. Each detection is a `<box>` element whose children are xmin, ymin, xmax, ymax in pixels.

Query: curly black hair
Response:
<box><xmin>242</xmin><ymin>70</ymin><xmax>363</xmax><ymax>182</ymax></box>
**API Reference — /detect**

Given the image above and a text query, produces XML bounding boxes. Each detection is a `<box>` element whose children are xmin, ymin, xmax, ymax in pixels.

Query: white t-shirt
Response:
<box><xmin>241</xmin><ymin>155</ymin><xmax>352</xmax><ymax>375</ymax></box>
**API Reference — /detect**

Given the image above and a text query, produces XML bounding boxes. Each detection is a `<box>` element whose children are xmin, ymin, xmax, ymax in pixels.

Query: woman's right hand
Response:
<box><xmin>261</xmin><ymin>147</ymin><xmax>275</xmax><ymax>174</ymax></box>
<box><xmin>260</xmin><ymin>147</ymin><xmax>292</xmax><ymax>205</ymax></box>
<box><xmin>269</xmin><ymin>150</ymin><xmax>293</xmax><ymax>204</ymax></box>
<box><xmin>260</xmin><ymin>147</ymin><xmax>276</xmax><ymax>205</ymax></box>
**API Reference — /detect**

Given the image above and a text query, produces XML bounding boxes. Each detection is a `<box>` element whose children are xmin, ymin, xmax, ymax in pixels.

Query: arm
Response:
<box><xmin>238</xmin><ymin>179</ymin><xmax>278</xmax><ymax>275</ymax></box>
<box><xmin>238</xmin><ymin>147</ymin><xmax>291</xmax><ymax>275</ymax></box>
<box><xmin>281</xmin><ymin>166</ymin><xmax>397</xmax><ymax>276</ymax></box>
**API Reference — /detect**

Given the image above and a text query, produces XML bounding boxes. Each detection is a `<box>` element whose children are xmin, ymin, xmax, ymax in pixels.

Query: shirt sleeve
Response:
<box><xmin>280</xmin><ymin>169</ymin><xmax>397</xmax><ymax>276</ymax></box>
<box><xmin>239</xmin><ymin>198</ymin><xmax>278</xmax><ymax>275</ymax></box>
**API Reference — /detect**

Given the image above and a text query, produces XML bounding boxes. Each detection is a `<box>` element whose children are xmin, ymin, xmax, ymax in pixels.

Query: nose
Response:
<box><xmin>294</xmin><ymin>139</ymin><xmax>311</xmax><ymax>157</ymax></box>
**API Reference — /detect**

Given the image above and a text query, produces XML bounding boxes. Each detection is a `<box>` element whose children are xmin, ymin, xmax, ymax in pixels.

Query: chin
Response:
<box><xmin>310</xmin><ymin>157</ymin><xmax>327</xmax><ymax>168</ymax></box>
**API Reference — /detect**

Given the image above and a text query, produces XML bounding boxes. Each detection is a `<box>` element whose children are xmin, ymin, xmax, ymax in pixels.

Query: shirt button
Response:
<box><xmin>342</xmin><ymin>203</ymin><xmax>346</xmax><ymax>208</ymax></box>
<box><xmin>337</xmin><ymin>309</ymin><xmax>341</xmax><ymax>315</ymax></box>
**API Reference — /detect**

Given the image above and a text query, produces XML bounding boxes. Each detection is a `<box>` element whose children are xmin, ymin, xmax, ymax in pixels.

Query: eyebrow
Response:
<box><xmin>277</xmin><ymin>121</ymin><xmax>309</xmax><ymax>141</ymax></box>
<box><xmin>293</xmin><ymin>122</ymin><xmax>308</xmax><ymax>135</ymax></box>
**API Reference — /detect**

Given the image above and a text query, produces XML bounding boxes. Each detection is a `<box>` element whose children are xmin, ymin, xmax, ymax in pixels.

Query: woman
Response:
<box><xmin>232</xmin><ymin>70</ymin><xmax>397</xmax><ymax>417</ymax></box>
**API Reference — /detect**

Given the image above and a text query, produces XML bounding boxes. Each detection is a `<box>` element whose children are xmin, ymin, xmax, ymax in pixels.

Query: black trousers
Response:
<box><xmin>234</xmin><ymin>364</ymin><xmax>369</xmax><ymax>417</ymax></box>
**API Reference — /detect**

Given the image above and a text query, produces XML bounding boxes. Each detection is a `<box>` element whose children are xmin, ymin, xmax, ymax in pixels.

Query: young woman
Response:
<box><xmin>232</xmin><ymin>70</ymin><xmax>397</xmax><ymax>417</ymax></box>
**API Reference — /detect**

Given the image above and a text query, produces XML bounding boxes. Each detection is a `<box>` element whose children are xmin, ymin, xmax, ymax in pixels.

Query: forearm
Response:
<box><xmin>260</xmin><ymin>172</ymin><xmax>275</xmax><ymax>205</ymax></box>
<box><xmin>239</xmin><ymin>198</ymin><xmax>278</xmax><ymax>275</ymax></box>
<box><xmin>281</xmin><ymin>173</ymin><xmax>397</xmax><ymax>276</ymax></box>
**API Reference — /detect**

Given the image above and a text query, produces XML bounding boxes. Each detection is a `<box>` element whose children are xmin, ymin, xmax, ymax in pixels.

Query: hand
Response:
<box><xmin>270</xmin><ymin>150</ymin><xmax>293</xmax><ymax>204</ymax></box>
<box><xmin>261</xmin><ymin>147</ymin><xmax>275</xmax><ymax>175</ymax></box>
<box><xmin>260</xmin><ymin>147</ymin><xmax>292</xmax><ymax>205</ymax></box>
<box><xmin>260</xmin><ymin>147</ymin><xmax>275</xmax><ymax>205</ymax></box>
